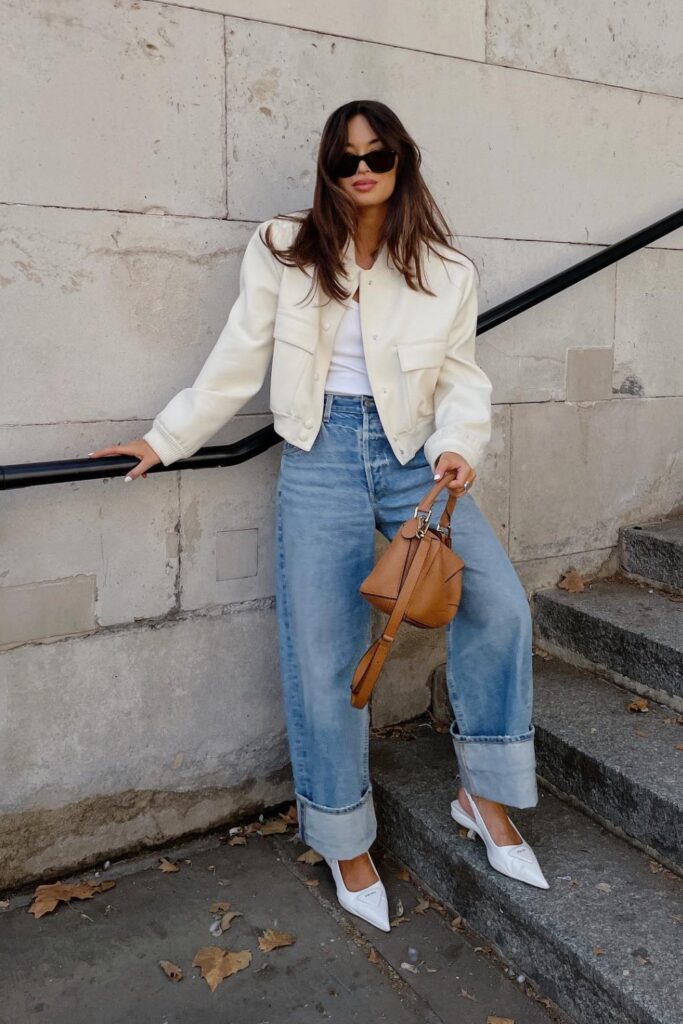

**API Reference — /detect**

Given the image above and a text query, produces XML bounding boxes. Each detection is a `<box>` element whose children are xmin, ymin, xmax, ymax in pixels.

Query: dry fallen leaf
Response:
<box><xmin>558</xmin><ymin>570</ymin><xmax>585</xmax><ymax>593</ymax></box>
<box><xmin>258</xmin><ymin>928</ymin><xmax>296</xmax><ymax>952</ymax></box>
<box><xmin>297</xmin><ymin>848</ymin><xmax>324</xmax><ymax>865</ymax></box>
<box><xmin>395</xmin><ymin>867</ymin><xmax>411</xmax><ymax>881</ymax></box>
<box><xmin>28</xmin><ymin>880</ymin><xmax>116</xmax><ymax>918</ymax></box>
<box><xmin>400</xmin><ymin>961</ymin><xmax>421</xmax><ymax>974</ymax></box>
<box><xmin>593</xmin><ymin>947</ymin><xmax>606</xmax><ymax>956</ymax></box>
<box><xmin>304</xmin><ymin>878</ymin><xmax>320</xmax><ymax>888</ymax></box>
<box><xmin>243</xmin><ymin>821</ymin><xmax>264</xmax><ymax>835</ymax></box>
<box><xmin>219</xmin><ymin>911</ymin><xmax>243</xmax><ymax>932</ymax></box>
<box><xmin>368</xmin><ymin>948</ymin><xmax>380</xmax><ymax>964</ymax></box>
<box><xmin>0</xmin><ymin>900</ymin><xmax>10</xmax><ymax>911</ymax></box>
<box><xmin>192</xmin><ymin>947</ymin><xmax>252</xmax><ymax>991</ymax></box>
<box><xmin>596</xmin><ymin>882</ymin><xmax>612</xmax><ymax>893</ymax></box>
<box><xmin>390</xmin><ymin>915</ymin><xmax>409</xmax><ymax>928</ymax></box>
<box><xmin>279</xmin><ymin>804</ymin><xmax>298</xmax><ymax>825</ymax></box>
<box><xmin>259</xmin><ymin>819</ymin><xmax>289</xmax><ymax>836</ymax></box>
<box><xmin>676</xmin><ymin>743</ymin><xmax>683</xmax><ymax>752</ymax></box>
<box><xmin>487</xmin><ymin>1017</ymin><xmax>515</xmax><ymax>1024</ymax></box>
<box><xmin>209</xmin><ymin>901</ymin><xmax>232</xmax><ymax>914</ymax></box>
<box><xmin>229</xmin><ymin>836</ymin><xmax>247</xmax><ymax>846</ymax></box>
<box><xmin>460</xmin><ymin>987</ymin><xmax>477</xmax><ymax>1000</ymax></box>
<box><xmin>413</xmin><ymin>898</ymin><xmax>430</xmax><ymax>915</ymax></box>
<box><xmin>159</xmin><ymin>959</ymin><xmax>183</xmax><ymax>982</ymax></box>
<box><xmin>158</xmin><ymin>858</ymin><xmax>180</xmax><ymax>873</ymax></box>
<box><xmin>627</xmin><ymin>697</ymin><xmax>650</xmax><ymax>713</ymax></box>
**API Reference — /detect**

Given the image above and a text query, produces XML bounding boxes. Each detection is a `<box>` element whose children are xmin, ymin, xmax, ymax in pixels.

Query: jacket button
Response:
<box><xmin>304</xmin><ymin>418</ymin><xmax>313</xmax><ymax>428</ymax></box>
<box><xmin>372</xmin><ymin>333</ymin><xmax>378</xmax><ymax>340</ymax></box>
<box><xmin>313</xmin><ymin>372</ymin><xmax>320</xmax><ymax>380</ymax></box>
<box><xmin>322</xmin><ymin>322</ymin><xmax>330</xmax><ymax>331</ymax></box>
<box><xmin>383</xmin><ymin>387</ymin><xmax>387</xmax><ymax>394</ymax></box>
<box><xmin>299</xmin><ymin>433</ymin><xmax>308</xmax><ymax>441</ymax></box>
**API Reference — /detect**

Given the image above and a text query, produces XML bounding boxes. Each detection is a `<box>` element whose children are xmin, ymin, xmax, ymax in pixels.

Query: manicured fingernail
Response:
<box><xmin>87</xmin><ymin>452</ymin><xmax>94</xmax><ymax>457</ymax></box>
<box><xmin>124</xmin><ymin>475</ymin><xmax>132</xmax><ymax>483</ymax></box>
<box><xmin>434</xmin><ymin>473</ymin><xmax>440</xmax><ymax>480</ymax></box>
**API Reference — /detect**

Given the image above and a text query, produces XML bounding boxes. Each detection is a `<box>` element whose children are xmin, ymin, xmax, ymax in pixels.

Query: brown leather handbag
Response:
<box><xmin>350</xmin><ymin>468</ymin><xmax>471</xmax><ymax>709</ymax></box>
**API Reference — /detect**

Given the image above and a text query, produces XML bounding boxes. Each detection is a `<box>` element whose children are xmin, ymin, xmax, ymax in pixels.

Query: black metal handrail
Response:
<box><xmin>2</xmin><ymin>206</ymin><xmax>681</xmax><ymax>490</ymax></box>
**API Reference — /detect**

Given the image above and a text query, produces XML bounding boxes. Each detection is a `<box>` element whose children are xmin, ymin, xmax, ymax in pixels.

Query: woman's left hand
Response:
<box><xmin>433</xmin><ymin>451</ymin><xmax>476</xmax><ymax>495</ymax></box>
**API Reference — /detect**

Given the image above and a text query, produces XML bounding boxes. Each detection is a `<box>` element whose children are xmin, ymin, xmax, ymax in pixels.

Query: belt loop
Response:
<box><xmin>323</xmin><ymin>391</ymin><xmax>334</xmax><ymax>423</ymax></box>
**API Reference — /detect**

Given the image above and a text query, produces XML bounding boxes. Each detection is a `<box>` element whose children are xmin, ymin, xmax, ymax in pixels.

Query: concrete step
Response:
<box><xmin>619</xmin><ymin>517</ymin><xmax>683</xmax><ymax>591</ymax></box>
<box><xmin>532</xmin><ymin>654</ymin><xmax>683</xmax><ymax>871</ymax></box>
<box><xmin>371</xmin><ymin>727</ymin><xmax>683</xmax><ymax>1024</ymax></box>
<box><xmin>432</xmin><ymin>654</ymin><xmax>683</xmax><ymax>869</ymax></box>
<box><xmin>533</xmin><ymin>579</ymin><xmax>683</xmax><ymax>711</ymax></box>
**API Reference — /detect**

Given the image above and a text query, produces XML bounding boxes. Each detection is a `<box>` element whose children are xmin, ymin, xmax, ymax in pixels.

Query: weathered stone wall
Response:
<box><xmin>1</xmin><ymin>0</ymin><xmax>681</xmax><ymax>888</ymax></box>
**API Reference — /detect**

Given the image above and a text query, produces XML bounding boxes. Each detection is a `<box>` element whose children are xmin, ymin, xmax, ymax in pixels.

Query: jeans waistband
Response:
<box><xmin>322</xmin><ymin>391</ymin><xmax>377</xmax><ymax>422</ymax></box>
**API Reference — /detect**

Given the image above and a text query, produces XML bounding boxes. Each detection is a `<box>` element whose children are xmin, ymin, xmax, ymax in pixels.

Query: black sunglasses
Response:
<box><xmin>332</xmin><ymin>147</ymin><xmax>398</xmax><ymax>178</ymax></box>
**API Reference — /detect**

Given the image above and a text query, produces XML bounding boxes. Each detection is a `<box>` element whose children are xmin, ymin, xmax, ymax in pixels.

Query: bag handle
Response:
<box><xmin>415</xmin><ymin>468</ymin><xmax>475</xmax><ymax>539</ymax></box>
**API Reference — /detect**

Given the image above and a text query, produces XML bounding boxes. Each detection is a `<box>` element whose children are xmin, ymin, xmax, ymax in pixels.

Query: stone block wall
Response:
<box><xmin>1</xmin><ymin>0</ymin><xmax>681</xmax><ymax>887</ymax></box>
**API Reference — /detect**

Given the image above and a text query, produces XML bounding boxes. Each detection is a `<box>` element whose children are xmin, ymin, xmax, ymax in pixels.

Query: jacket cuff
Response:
<box><xmin>142</xmin><ymin>422</ymin><xmax>189</xmax><ymax>468</ymax></box>
<box><xmin>422</xmin><ymin>428</ymin><xmax>484</xmax><ymax>476</ymax></box>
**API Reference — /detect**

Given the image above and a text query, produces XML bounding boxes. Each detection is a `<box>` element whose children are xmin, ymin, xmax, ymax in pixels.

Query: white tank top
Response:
<box><xmin>324</xmin><ymin>298</ymin><xmax>374</xmax><ymax>396</ymax></box>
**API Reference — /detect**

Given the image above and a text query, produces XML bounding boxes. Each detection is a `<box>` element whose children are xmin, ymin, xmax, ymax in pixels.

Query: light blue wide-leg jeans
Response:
<box><xmin>275</xmin><ymin>392</ymin><xmax>538</xmax><ymax>861</ymax></box>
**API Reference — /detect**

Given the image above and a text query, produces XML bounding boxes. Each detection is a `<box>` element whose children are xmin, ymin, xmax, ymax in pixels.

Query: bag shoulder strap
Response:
<box><xmin>350</xmin><ymin>533</ymin><xmax>432</xmax><ymax>709</ymax></box>
<box><xmin>351</xmin><ymin>468</ymin><xmax>472</xmax><ymax>708</ymax></box>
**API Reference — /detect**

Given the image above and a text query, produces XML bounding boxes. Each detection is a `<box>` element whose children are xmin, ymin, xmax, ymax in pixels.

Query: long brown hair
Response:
<box><xmin>260</xmin><ymin>99</ymin><xmax>477</xmax><ymax>307</ymax></box>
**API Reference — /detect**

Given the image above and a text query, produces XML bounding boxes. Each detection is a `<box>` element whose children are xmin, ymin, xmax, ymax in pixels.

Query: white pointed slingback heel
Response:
<box><xmin>324</xmin><ymin>852</ymin><xmax>391</xmax><ymax>932</ymax></box>
<box><xmin>450</xmin><ymin>787</ymin><xmax>550</xmax><ymax>890</ymax></box>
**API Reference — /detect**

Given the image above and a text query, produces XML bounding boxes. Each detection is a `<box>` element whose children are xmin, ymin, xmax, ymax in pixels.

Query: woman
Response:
<box><xmin>90</xmin><ymin>100</ymin><xmax>548</xmax><ymax>933</ymax></box>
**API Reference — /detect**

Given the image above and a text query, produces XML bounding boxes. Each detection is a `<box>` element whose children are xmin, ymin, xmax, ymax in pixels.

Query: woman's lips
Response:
<box><xmin>353</xmin><ymin>180</ymin><xmax>377</xmax><ymax>190</ymax></box>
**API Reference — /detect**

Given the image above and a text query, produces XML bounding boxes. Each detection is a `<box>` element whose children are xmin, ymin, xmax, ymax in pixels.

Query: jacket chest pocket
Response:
<box><xmin>396</xmin><ymin>337</ymin><xmax>447</xmax><ymax>425</ymax></box>
<box><xmin>270</xmin><ymin>310</ymin><xmax>318</xmax><ymax>414</ymax></box>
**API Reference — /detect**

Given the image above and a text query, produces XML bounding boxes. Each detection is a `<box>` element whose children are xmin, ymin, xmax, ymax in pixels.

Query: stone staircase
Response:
<box><xmin>370</xmin><ymin>515</ymin><xmax>683</xmax><ymax>1024</ymax></box>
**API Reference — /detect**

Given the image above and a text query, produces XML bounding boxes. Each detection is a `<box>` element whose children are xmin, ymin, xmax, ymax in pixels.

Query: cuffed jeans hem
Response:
<box><xmin>295</xmin><ymin>784</ymin><xmax>378</xmax><ymax>860</ymax></box>
<box><xmin>450</xmin><ymin>723</ymin><xmax>539</xmax><ymax>808</ymax></box>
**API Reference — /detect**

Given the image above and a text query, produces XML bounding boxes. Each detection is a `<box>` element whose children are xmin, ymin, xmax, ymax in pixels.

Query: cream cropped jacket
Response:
<box><xmin>143</xmin><ymin>215</ymin><xmax>492</xmax><ymax>475</ymax></box>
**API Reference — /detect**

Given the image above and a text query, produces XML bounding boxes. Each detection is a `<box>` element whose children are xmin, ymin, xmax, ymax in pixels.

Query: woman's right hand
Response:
<box><xmin>88</xmin><ymin>439</ymin><xmax>161</xmax><ymax>481</ymax></box>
